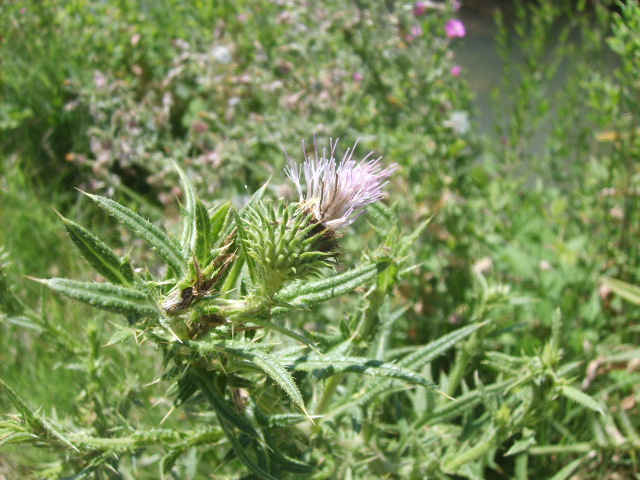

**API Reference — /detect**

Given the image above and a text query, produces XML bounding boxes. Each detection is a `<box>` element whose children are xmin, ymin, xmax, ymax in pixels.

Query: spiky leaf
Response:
<box><xmin>291</xmin><ymin>355</ymin><xmax>437</xmax><ymax>389</ymax></box>
<box><xmin>558</xmin><ymin>385</ymin><xmax>604</xmax><ymax>415</ymax></box>
<box><xmin>59</xmin><ymin>214</ymin><xmax>134</xmax><ymax>286</ymax></box>
<box><xmin>242</xmin><ymin>317</ymin><xmax>319</xmax><ymax>353</ymax></box>
<box><xmin>84</xmin><ymin>192</ymin><xmax>185</xmax><ymax>276</ymax></box>
<box><xmin>175</xmin><ymin>162</ymin><xmax>197</xmax><ymax>258</ymax></box>
<box><xmin>0</xmin><ymin>378</ymin><xmax>77</xmax><ymax>451</ymax></box>
<box><xmin>190</xmin><ymin>340</ymin><xmax>308</xmax><ymax>415</ymax></box>
<box><xmin>398</xmin><ymin>322</ymin><xmax>485</xmax><ymax>370</ymax></box>
<box><xmin>194</xmin><ymin>198</ymin><xmax>212</xmax><ymax>266</ymax></box>
<box><xmin>424</xmin><ymin>379</ymin><xmax>515</xmax><ymax>425</ymax></box>
<box><xmin>39</xmin><ymin>278</ymin><xmax>158</xmax><ymax>317</ymax></box>
<box><xmin>326</xmin><ymin>323</ymin><xmax>484</xmax><ymax>418</ymax></box>
<box><xmin>209</xmin><ymin>201</ymin><xmax>231</xmax><ymax>249</ymax></box>
<box><xmin>274</xmin><ymin>261</ymin><xmax>390</xmax><ymax>309</ymax></box>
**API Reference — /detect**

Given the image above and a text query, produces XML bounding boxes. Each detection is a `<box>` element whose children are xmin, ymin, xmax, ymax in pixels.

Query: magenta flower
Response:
<box><xmin>285</xmin><ymin>139</ymin><xmax>396</xmax><ymax>230</ymax></box>
<box><xmin>445</xmin><ymin>19</ymin><xmax>466</xmax><ymax>38</ymax></box>
<box><xmin>450</xmin><ymin>65</ymin><xmax>462</xmax><ymax>76</ymax></box>
<box><xmin>411</xmin><ymin>25</ymin><xmax>424</xmax><ymax>37</ymax></box>
<box><xmin>414</xmin><ymin>1</ymin><xmax>427</xmax><ymax>16</ymax></box>
<box><xmin>353</xmin><ymin>72</ymin><xmax>364</xmax><ymax>82</ymax></box>
<box><xmin>452</xmin><ymin>0</ymin><xmax>462</xmax><ymax>12</ymax></box>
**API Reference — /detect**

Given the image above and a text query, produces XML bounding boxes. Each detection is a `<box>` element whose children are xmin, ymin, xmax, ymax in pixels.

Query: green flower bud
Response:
<box><xmin>237</xmin><ymin>199</ymin><xmax>336</xmax><ymax>300</ymax></box>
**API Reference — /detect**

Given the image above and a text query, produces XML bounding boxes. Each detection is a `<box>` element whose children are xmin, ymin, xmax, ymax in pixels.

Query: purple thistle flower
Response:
<box><xmin>413</xmin><ymin>1</ymin><xmax>428</xmax><ymax>16</ymax></box>
<box><xmin>285</xmin><ymin>138</ymin><xmax>396</xmax><ymax>230</ymax></box>
<box><xmin>445</xmin><ymin>19</ymin><xmax>466</xmax><ymax>38</ymax></box>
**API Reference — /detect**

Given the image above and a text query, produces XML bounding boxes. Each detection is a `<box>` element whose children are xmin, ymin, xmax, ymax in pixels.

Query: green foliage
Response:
<box><xmin>2</xmin><ymin>1</ymin><xmax>640</xmax><ymax>479</ymax></box>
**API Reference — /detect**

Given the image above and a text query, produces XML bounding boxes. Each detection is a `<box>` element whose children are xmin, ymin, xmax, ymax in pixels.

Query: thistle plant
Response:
<box><xmin>237</xmin><ymin>139</ymin><xmax>397</xmax><ymax>304</ymax></box>
<box><xmin>2</xmin><ymin>139</ymin><xmax>473</xmax><ymax>479</ymax></box>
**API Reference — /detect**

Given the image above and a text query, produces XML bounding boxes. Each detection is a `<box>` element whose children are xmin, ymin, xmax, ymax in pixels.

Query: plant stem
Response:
<box><xmin>316</xmin><ymin>373</ymin><xmax>345</xmax><ymax>415</ymax></box>
<box><xmin>446</xmin><ymin>332</ymin><xmax>477</xmax><ymax>397</ymax></box>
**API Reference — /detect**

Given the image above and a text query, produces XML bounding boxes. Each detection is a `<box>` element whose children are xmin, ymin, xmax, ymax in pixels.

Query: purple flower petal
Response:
<box><xmin>285</xmin><ymin>139</ymin><xmax>396</xmax><ymax>230</ymax></box>
<box><xmin>445</xmin><ymin>19</ymin><xmax>466</xmax><ymax>38</ymax></box>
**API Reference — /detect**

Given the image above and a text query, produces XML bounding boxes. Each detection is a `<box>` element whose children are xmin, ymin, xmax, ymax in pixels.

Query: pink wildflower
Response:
<box><xmin>353</xmin><ymin>72</ymin><xmax>364</xmax><ymax>82</ymax></box>
<box><xmin>451</xmin><ymin>65</ymin><xmax>462</xmax><ymax>76</ymax></box>
<box><xmin>411</xmin><ymin>26</ymin><xmax>424</xmax><ymax>37</ymax></box>
<box><xmin>445</xmin><ymin>19</ymin><xmax>466</xmax><ymax>38</ymax></box>
<box><xmin>414</xmin><ymin>1</ymin><xmax>427</xmax><ymax>16</ymax></box>
<box><xmin>285</xmin><ymin>139</ymin><xmax>396</xmax><ymax>230</ymax></box>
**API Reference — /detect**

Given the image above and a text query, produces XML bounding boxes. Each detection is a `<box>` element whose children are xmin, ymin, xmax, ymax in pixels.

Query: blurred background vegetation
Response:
<box><xmin>1</xmin><ymin>0</ymin><xmax>639</xmax><ymax>478</ymax></box>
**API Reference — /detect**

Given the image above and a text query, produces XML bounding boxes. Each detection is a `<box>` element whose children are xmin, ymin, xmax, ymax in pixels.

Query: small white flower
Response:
<box><xmin>285</xmin><ymin>138</ymin><xmax>396</xmax><ymax>230</ymax></box>
<box><xmin>444</xmin><ymin>110</ymin><xmax>470</xmax><ymax>135</ymax></box>
<box><xmin>210</xmin><ymin>45</ymin><xmax>232</xmax><ymax>65</ymax></box>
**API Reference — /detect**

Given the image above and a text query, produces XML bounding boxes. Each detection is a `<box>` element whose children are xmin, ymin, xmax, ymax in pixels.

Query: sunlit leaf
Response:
<box><xmin>175</xmin><ymin>162</ymin><xmax>197</xmax><ymax>258</ymax></box>
<box><xmin>275</xmin><ymin>261</ymin><xmax>390</xmax><ymax>309</ymax></box>
<box><xmin>191</xmin><ymin>340</ymin><xmax>308</xmax><ymax>416</ymax></box>
<box><xmin>84</xmin><ymin>192</ymin><xmax>185</xmax><ymax>276</ymax></box>
<box><xmin>36</xmin><ymin>278</ymin><xmax>158</xmax><ymax>317</ymax></box>
<box><xmin>291</xmin><ymin>355</ymin><xmax>437</xmax><ymax>389</ymax></box>
<box><xmin>558</xmin><ymin>385</ymin><xmax>604</xmax><ymax>415</ymax></box>
<box><xmin>59</xmin><ymin>213</ymin><xmax>134</xmax><ymax>286</ymax></box>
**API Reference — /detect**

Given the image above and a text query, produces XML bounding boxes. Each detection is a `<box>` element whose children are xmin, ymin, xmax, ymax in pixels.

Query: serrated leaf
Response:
<box><xmin>190</xmin><ymin>340</ymin><xmax>308</xmax><ymax>416</ymax></box>
<box><xmin>84</xmin><ymin>193</ymin><xmax>185</xmax><ymax>276</ymax></box>
<box><xmin>209</xmin><ymin>201</ymin><xmax>231</xmax><ymax>249</ymax></box>
<box><xmin>105</xmin><ymin>327</ymin><xmax>136</xmax><ymax>346</ymax></box>
<box><xmin>425</xmin><ymin>379</ymin><xmax>515</xmax><ymax>424</ymax></box>
<box><xmin>291</xmin><ymin>355</ymin><xmax>436</xmax><ymax>389</ymax></box>
<box><xmin>559</xmin><ymin>385</ymin><xmax>604</xmax><ymax>415</ymax></box>
<box><xmin>398</xmin><ymin>322</ymin><xmax>485</xmax><ymax>370</ymax></box>
<box><xmin>0</xmin><ymin>431</ymin><xmax>37</xmax><ymax>447</ymax></box>
<box><xmin>274</xmin><ymin>262</ymin><xmax>390</xmax><ymax>308</ymax></box>
<box><xmin>175</xmin><ymin>162</ymin><xmax>197</xmax><ymax>258</ymax></box>
<box><xmin>38</xmin><ymin>278</ymin><xmax>158</xmax><ymax>317</ymax></box>
<box><xmin>366</xmin><ymin>201</ymin><xmax>395</xmax><ymax>231</ymax></box>
<box><xmin>326</xmin><ymin>323</ymin><xmax>484</xmax><ymax>419</ymax></box>
<box><xmin>59</xmin><ymin>214</ymin><xmax>133</xmax><ymax>286</ymax></box>
<box><xmin>0</xmin><ymin>378</ymin><xmax>78</xmax><ymax>451</ymax></box>
<box><xmin>174</xmin><ymin>374</ymin><xmax>199</xmax><ymax>407</ymax></box>
<box><xmin>194</xmin><ymin>199</ymin><xmax>211</xmax><ymax>266</ymax></box>
<box><xmin>263</xmin><ymin>413</ymin><xmax>310</xmax><ymax>429</ymax></box>
<box><xmin>235</xmin><ymin>212</ymin><xmax>259</xmax><ymax>284</ymax></box>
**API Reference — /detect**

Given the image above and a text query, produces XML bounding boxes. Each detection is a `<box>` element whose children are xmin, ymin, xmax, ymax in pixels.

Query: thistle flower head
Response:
<box><xmin>285</xmin><ymin>138</ymin><xmax>396</xmax><ymax>230</ymax></box>
<box><xmin>237</xmin><ymin>200</ymin><xmax>335</xmax><ymax>300</ymax></box>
